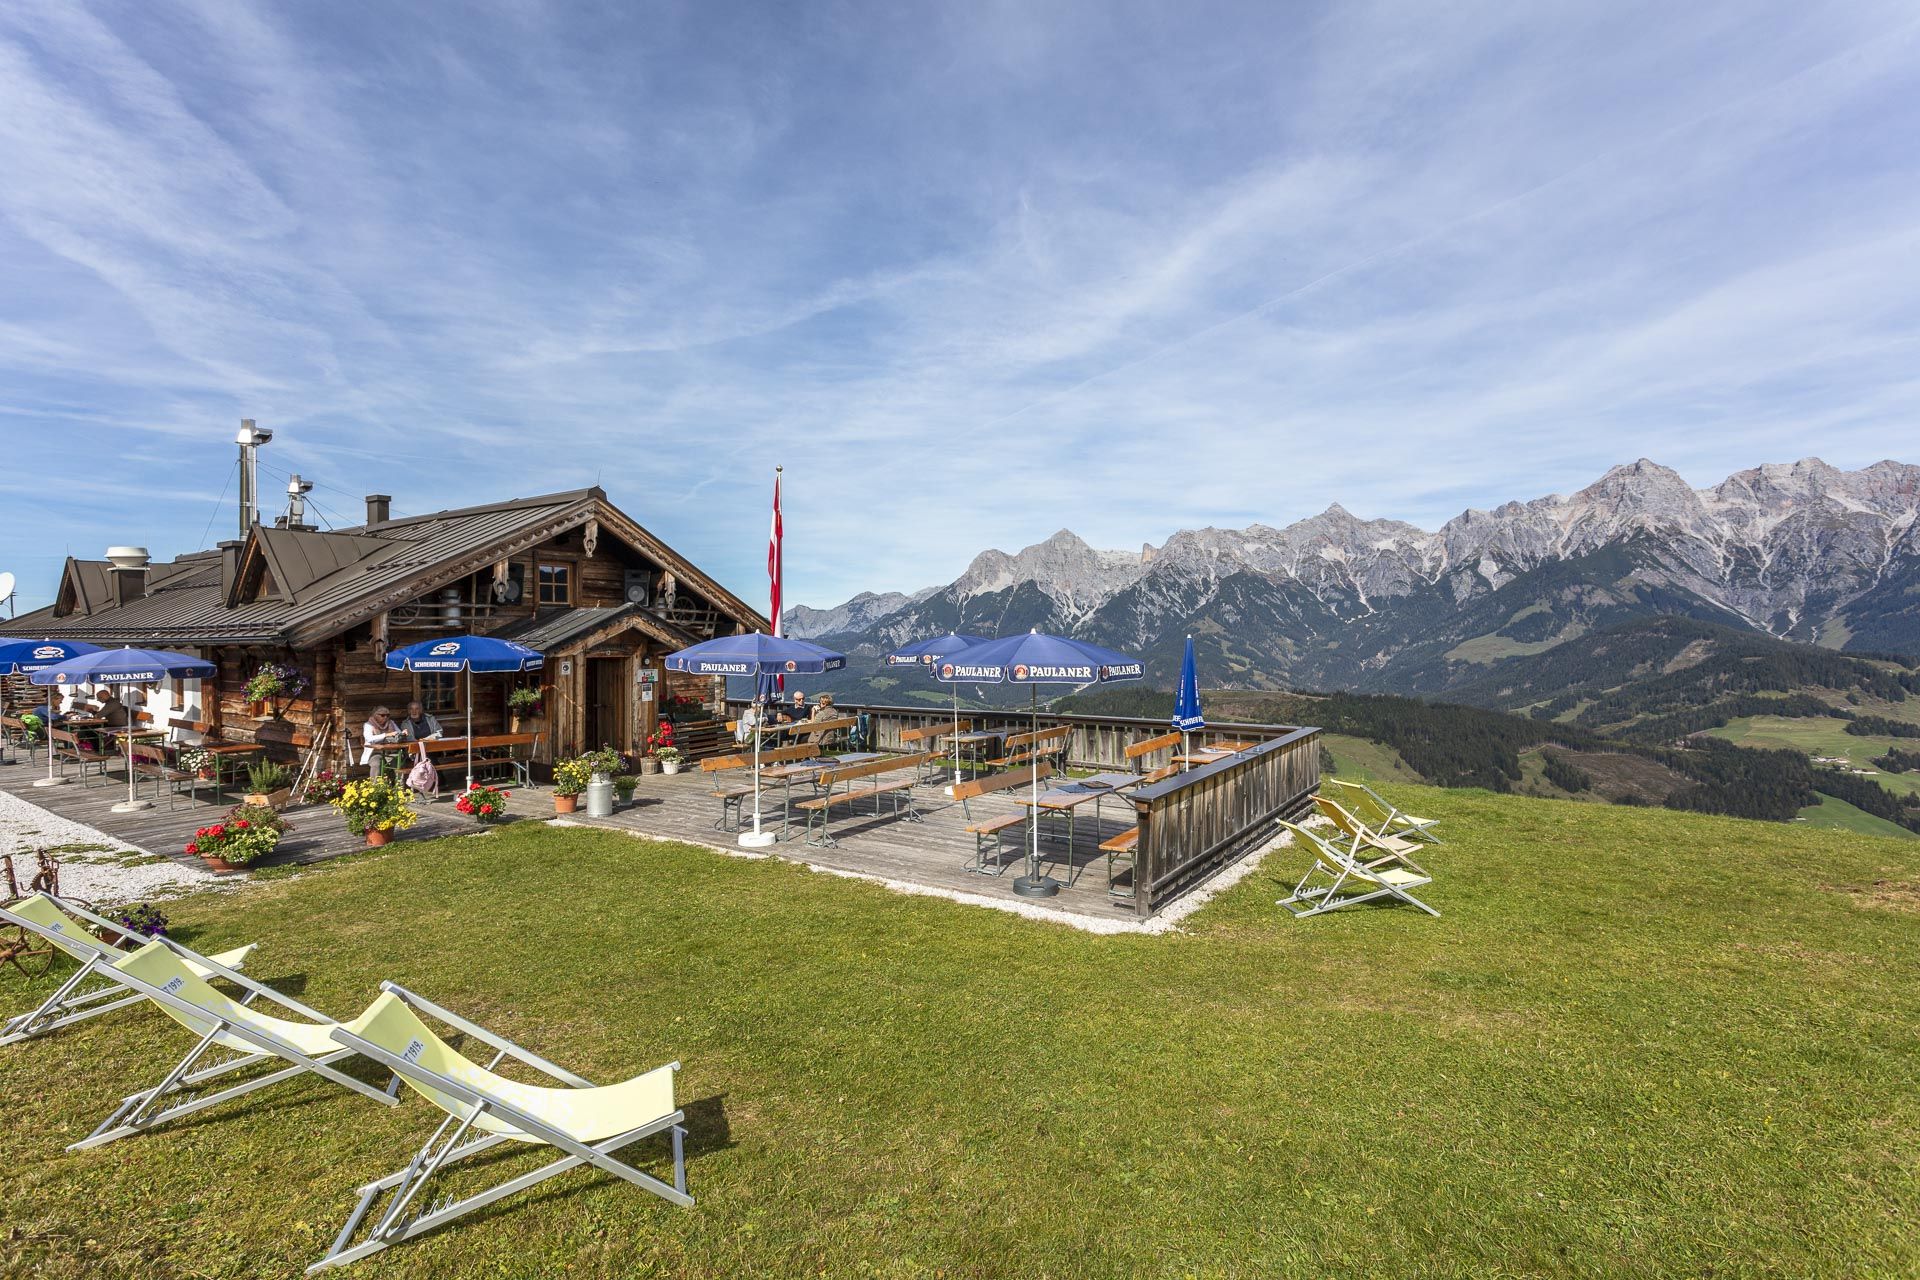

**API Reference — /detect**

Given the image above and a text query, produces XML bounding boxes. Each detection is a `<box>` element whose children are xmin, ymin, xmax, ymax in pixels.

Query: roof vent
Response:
<box><xmin>105</xmin><ymin>546</ymin><xmax>150</xmax><ymax>606</ymax></box>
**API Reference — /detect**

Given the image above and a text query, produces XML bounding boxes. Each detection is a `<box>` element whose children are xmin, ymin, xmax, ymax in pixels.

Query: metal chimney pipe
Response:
<box><xmin>235</xmin><ymin>419</ymin><xmax>274</xmax><ymax>538</ymax></box>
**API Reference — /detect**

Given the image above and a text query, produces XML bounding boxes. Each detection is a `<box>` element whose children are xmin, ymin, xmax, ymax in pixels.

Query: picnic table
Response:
<box><xmin>373</xmin><ymin>733</ymin><xmax>541</xmax><ymax>789</ymax></box>
<box><xmin>757</xmin><ymin>753</ymin><xmax>884</xmax><ymax>838</ymax></box>
<box><xmin>1019</xmin><ymin>773</ymin><xmax>1145</xmax><ymax>874</ymax></box>
<box><xmin>197</xmin><ymin>741</ymin><xmax>265</xmax><ymax>791</ymax></box>
<box><xmin>941</xmin><ymin>729</ymin><xmax>1004</xmax><ymax>778</ymax></box>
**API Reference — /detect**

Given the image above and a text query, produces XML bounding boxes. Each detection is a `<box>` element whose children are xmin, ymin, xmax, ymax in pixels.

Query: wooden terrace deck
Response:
<box><xmin>1</xmin><ymin>749</ymin><xmax>1184</xmax><ymax>923</ymax></box>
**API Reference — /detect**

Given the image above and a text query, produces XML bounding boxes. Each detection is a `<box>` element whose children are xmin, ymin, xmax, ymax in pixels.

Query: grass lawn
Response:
<box><xmin>1707</xmin><ymin>713</ymin><xmax>1920</xmax><ymax>799</ymax></box>
<box><xmin>4</xmin><ymin>789</ymin><xmax>1919</xmax><ymax>1278</ymax></box>
<box><xmin>1798</xmin><ymin>792</ymin><xmax>1920</xmax><ymax>840</ymax></box>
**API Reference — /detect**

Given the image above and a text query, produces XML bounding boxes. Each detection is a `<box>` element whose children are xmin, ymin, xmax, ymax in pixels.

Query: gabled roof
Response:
<box><xmin>233</xmin><ymin>527</ymin><xmax>396</xmax><ymax>605</ymax></box>
<box><xmin>495</xmin><ymin>603</ymin><xmax>699</xmax><ymax>654</ymax></box>
<box><xmin>11</xmin><ymin>488</ymin><xmax>767</xmax><ymax>648</ymax></box>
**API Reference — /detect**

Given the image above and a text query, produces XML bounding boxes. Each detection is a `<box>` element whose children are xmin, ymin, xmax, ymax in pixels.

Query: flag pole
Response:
<box><xmin>741</xmin><ymin>464</ymin><xmax>782</xmax><ymax>849</ymax></box>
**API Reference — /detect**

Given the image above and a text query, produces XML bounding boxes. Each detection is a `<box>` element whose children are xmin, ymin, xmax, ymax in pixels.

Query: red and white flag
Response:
<box><xmin>768</xmin><ymin>468</ymin><xmax>784</xmax><ymax>636</ymax></box>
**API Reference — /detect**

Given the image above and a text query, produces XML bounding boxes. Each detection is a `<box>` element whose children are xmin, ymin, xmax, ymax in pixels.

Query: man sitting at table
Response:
<box><xmin>96</xmin><ymin>688</ymin><xmax>134</xmax><ymax>730</ymax></box>
<box><xmin>360</xmin><ymin>706</ymin><xmax>405</xmax><ymax>777</ymax></box>
<box><xmin>399</xmin><ymin>700</ymin><xmax>445</xmax><ymax>745</ymax></box>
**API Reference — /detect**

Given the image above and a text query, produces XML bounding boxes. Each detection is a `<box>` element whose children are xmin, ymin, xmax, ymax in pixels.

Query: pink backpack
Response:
<box><xmin>406</xmin><ymin>747</ymin><xmax>439</xmax><ymax>798</ymax></box>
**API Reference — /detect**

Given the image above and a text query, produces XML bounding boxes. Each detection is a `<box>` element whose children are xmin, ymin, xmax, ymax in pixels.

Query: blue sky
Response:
<box><xmin>3</xmin><ymin>1</ymin><xmax>1919</xmax><ymax>615</ymax></box>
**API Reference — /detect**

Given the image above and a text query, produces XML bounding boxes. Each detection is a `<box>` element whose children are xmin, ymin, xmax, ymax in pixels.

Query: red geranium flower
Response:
<box><xmin>184</xmin><ymin>842</ymin><xmax>199</xmax><ymax>855</ymax></box>
<box><xmin>234</xmin><ymin>819</ymin><xmax>249</xmax><ymax>830</ymax></box>
<box><xmin>208</xmin><ymin>825</ymin><xmax>226</xmax><ymax>838</ymax></box>
<box><xmin>479</xmin><ymin>804</ymin><xmax>494</xmax><ymax>815</ymax></box>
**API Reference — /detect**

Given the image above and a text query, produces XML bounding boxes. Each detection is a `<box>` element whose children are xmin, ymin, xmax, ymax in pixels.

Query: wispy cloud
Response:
<box><xmin>1</xmin><ymin>1</ymin><xmax>1918</xmax><ymax>613</ymax></box>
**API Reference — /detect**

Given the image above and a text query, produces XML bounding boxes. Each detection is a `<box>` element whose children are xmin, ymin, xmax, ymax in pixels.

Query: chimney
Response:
<box><xmin>235</xmin><ymin>419</ymin><xmax>273</xmax><ymax>538</ymax></box>
<box><xmin>278</xmin><ymin>473</ymin><xmax>316</xmax><ymax>532</ymax></box>
<box><xmin>105</xmin><ymin>546</ymin><xmax>149</xmax><ymax>606</ymax></box>
<box><xmin>365</xmin><ymin>494</ymin><xmax>391</xmax><ymax>526</ymax></box>
<box><xmin>219</xmin><ymin>539</ymin><xmax>244</xmax><ymax>599</ymax></box>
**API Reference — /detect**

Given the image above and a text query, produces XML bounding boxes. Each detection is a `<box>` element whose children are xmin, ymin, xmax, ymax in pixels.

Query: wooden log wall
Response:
<box><xmin>1128</xmin><ymin>727</ymin><xmax>1321</xmax><ymax>917</ymax></box>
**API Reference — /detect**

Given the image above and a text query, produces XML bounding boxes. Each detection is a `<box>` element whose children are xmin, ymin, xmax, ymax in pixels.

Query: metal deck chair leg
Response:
<box><xmin>1</xmin><ymin>953</ymin><xmax>148</xmax><ymax>1044</ymax></box>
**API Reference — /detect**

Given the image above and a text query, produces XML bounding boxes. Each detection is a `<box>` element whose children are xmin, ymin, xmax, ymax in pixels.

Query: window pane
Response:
<box><xmin>420</xmin><ymin>673</ymin><xmax>458</xmax><ymax>713</ymax></box>
<box><xmin>537</xmin><ymin>563</ymin><xmax>570</xmax><ymax>604</ymax></box>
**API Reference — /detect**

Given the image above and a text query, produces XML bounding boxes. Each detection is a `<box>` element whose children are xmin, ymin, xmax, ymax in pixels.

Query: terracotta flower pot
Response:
<box><xmin>365</xmin><ymin>828</ymin><xmax>392</xmax><ymax>848</ymax></box>
<box><xmin>554</xmin><ymin>794</ymin><xmax>579</xmax><ymax>814</ymax></box>
<box><xmin>200</xmin><ymin>851</ymin><xmax>237</xmax><ymax>873</ymax></box>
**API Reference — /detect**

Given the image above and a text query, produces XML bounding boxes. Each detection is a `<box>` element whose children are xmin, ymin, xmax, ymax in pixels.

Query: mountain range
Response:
<box><xmin>786</xmin><ymin>457</ymin><xmax>1920</xmax><ymax>700</ymax></box>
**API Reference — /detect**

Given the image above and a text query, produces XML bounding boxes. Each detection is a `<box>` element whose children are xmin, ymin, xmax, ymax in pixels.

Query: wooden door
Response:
<box><xmin>586</xmin><ymin>658</ymin><xmax>627</xmax><ymax>754</ymax></box>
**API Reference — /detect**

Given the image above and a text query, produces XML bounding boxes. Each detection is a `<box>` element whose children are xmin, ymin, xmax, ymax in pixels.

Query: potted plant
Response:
<box><xmin>551</xmin><ymin>757</ymin><xmax>591</xmax><ymax>814</ymax></box>
<box><xmin>186</xmin><ymin>804</ymin><xmax>289</xmax><ymax>872</ymax></box>
<box><xmin>642</xmin><ymin>721</ymin><xmax>676</xmax><ymax>774</ymax></box>
<box><xmin>179</xmin><ymin>746</ymin><xmax>216</xmax><ymax>781</ymax></box>
<box><xmin>332</xmin><ymin>778</ymin><xmax>418</xmax><ymax>846</ymax></box>
<box><xmin>654</xmin><ymin>745</ymin><xmax>683</xmax><ymax>776</ymax></box>
<box><xmin>455</xmin><ymin>783</ymin><xmax>511</xmax><ymax>823</ymax></box>
<box><xmin>299</xmin><ymin>768</ymin><xmax>348</xmax><ymax>807</ymax></box>
<box><xmin>507</xmin><ymin>686</ymin><xmax>543</xmax><ymax>733</ymax></box>
<box><xmin>243</xmin><ymin>759</ymin><xmax>295</xmax><ymax>810</ymax></box>
<box><xmin>613</xmin><ymin>773</ymin><xmax>638</xmax><ymax>804</ymax></box>
<box><xmin>244</xmin><ymin>662</ymin><xmax>306</xmax><ymax>717</ymax></box>
<box><xmin>103</xmin><ymin>902</ymin><xmax>169</xmax><ymax>946</ymax></box>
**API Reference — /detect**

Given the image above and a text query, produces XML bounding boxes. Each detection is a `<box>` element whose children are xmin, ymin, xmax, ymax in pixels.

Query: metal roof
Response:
<box><xmin>11</xmin><ymin>488</ymin><xmax>761</xmax><ymax>649</ymax></box>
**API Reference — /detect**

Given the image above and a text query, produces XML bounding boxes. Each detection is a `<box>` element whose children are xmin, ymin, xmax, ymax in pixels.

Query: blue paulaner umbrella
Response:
<box><xmin>386</xmin><ymin>635</ymin><xmax>544</xmax><ymax>792</ymax></box>
<box><xmin>31</xmin><ymin>645</ymin><xmax>214</xmax><ymax>810</ymax></box>
<box><xmin>932</xmin><ymin>630</ymin><xmax>1144</xmax><ymax>898</ymax></box>
<box><xmin>884</xmin><ymin>632</ymin><xmax>990</xmax><ymax>793</ymax></box>
<box><xmin>0</xmin><ymin>638</ymin><xmax>102</xmax><ymax>771</ymax></box>
<box><xmin>1173</xmin><ymin>634</ymin><xmax>1205</xmax><ymax>769</ymax></box>
<box><xmin>666</xmin><ymin>633</ymin><xmax>846</xmax><ymax>847</ymax></box>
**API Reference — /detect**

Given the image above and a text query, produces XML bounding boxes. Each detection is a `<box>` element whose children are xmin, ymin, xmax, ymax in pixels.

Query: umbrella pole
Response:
<box><xmin>466</xmin><ymin>669</ymin><xmax>474</xmax><ymax>792</ymax></box>
<box><xmin>949</xmin><ymin>685</ymin><xmax>962</xmax><ymax>793</ymax></box>
<box><xmin>1012</xmin><ymin>684</ymin><xmax>1060</xmax><ymax>899</ymax></box>
<box><xmin>741</xmin><ymin>696</ymin><xmax>774</xmax><ymax>848</ymax></box>
<box><xmin>111</xmin><ymin>681</ymin><xmax>150</xmax><ymax>812</ymax></box>
<box><xmin>35</xmin><ymin>679</ymin><xmax>66</xmax><ymax>787</ymax></box>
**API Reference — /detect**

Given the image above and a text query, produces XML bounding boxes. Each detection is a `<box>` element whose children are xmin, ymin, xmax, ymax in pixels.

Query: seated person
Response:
<box><xmin>359</xmin><ymin>706</ymin><xmax>405</xmax><ymax>777</ymax></box>
<box><xmin>399</xmin><ymin>700</ymin><xmax>445</xmax><ymax>743</ymax></box>
<box><xmin>96</xmin><ymin>688</ymin><xmax>134</xmax><ymax>729</ymax></box>
<box><xmin>808</xmin><ymin>693</ymin><xmax>842</xmax><ymax>722</ymax></box>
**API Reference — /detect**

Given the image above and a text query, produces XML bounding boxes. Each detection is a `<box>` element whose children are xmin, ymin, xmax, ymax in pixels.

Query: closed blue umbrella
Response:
<box><xmin>30</xmin><ymin>646</ymin><xmax>214</xmax><ymax>810</ymax></box>
<box><xmin>884</xmin><ymin>633</ymin><xmax>990</xmax><ymax>794</ymax></box>
<box><xmin>932</xmin><ymin>630</ymin><xmax>1144</xmax><ymax>898</ymax></box>
<box><xmin>386</xmin><ymin>635</ymin><xmax>544</xmax><ymax>792</ymax></box>
<box><xmin>1173</xmin><ymin>634</ymin><xmax>1205</xmax><ymax>769</ymax></box>
<box><xmin>666</xmin><ymin>633</ymin><xmax>846</xmax><ymax>847</ymax></box>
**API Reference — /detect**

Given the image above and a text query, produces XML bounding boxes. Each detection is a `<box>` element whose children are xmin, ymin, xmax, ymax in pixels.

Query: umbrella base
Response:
<box><xmin>1012</xmin><ymin>874</ymin><xmax>1062</xmax><ymax>899</ymax></box>
<box><xmin>111</xmin><ymin>798</ymin><xmax>153</xmax><ymax>813</ymax></box>
<box><xmin>33</xmin><ymin>776</ymin><xmax>71</xmax><ymax>788</ymax></box>
<box><xmin>738</xmin><ymin>830</ymin><xmax>777</xmax><ymax>849</ymax></box>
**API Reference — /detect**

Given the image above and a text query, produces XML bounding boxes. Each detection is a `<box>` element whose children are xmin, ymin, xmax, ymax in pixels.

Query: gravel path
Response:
<box><xmin>1</xmin><ymin>786</ymin><xmax>225</xmax><ymax>906</ymax></box>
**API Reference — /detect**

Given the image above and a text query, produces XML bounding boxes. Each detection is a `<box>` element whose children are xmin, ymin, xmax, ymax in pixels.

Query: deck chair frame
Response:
<box><xmin>67</xmin><ymin>940</ymin><xmax>396</xmax><ymax>1150</ymax></box>
<box><xmin>1277</xmin><ymin>821</ymin><xmax>1439</xmax><ymax>919</ymax></box>
<box><xmin>311</xmin><ymin>982</ymin><xmax>691</xmax><ymax>1272</ymax></box>
<box><xmin>1325</xmin><ymin>778</ymin><xmax>1443</xmax><ymax>844</ymax></box>
<box><xmin>0</xmin><ymin>894</ymin><xmax>256</xmax><ymax>1046</ymax></box>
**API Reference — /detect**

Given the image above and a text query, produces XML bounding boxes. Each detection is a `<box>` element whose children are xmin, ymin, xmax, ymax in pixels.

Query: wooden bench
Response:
<box><xmin>393</xmin><ymin>733</ymin><xmax>542</xmax><ymax>789</ymax></box>
<box><xmin>792</xmin><ymin>753</ymin><xmax>930</xmax><ymax>847</ymax></box>
<box><xmin>1099</xmin><ymin>826</ymin><xmax>1139</xmax><ymax>899</ymax></box>
<box><xmin>951</xmin><ymin>763</ymin><xmax>1054</xmax><ymax>874</ymax></box>
<box><xmin>789</xmin><ymin>715</ymin><xmax>858</xmax><ymax>752</ymax></box>
<box><xmin>1124</xmin><ymin>730</ymin><xmax>1181</xmax><ymax>770</ymax></box>
<box><xmin>987</xmin><ymin>725</ymin><xmax>1071</xmax><ymax>770</ymax></box>
<box><xmin>129</xmin><ymin>743</ymin><xmax>202</xmax><ymax>811</ymax></box>
<box><xmin>901</xmin><ymin>719</ymin><xmax>969</xmax><ymax>779</ymax></box>
<box><xmin>702</xmin><ymin>744</ymin><xmax>819</xmax><ymax>831</ymax></box>
<box><xmin>49</xmin><ymin>728</ymin><xmax>110</xmax><ymax>787</ymax></box>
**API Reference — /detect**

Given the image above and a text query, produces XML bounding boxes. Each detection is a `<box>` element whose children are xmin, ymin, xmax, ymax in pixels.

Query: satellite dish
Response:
<box><xmin>0</xmin><ymin>572</ymin><xmax>14</xmax><ymax>600</ymax></box>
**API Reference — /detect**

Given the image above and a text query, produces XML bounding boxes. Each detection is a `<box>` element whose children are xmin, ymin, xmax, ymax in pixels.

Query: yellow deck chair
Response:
<box><xmin>311</xmin><ymin>982</ymin><xmax>690</xmax><ymax>1271</ymax></box>
<box><xmin>1277</xmin><ymin>820</ymin><xmax>1439</xmax><ymax>918</ymax></box>
<box><xmin>1325</xmin><ymin>777</ymin><xmax>1442</xmax><ymax>843</ymax></box>
<box><xmin>68</xmin><ymin>940</ymin><xmax>396</xmax><ymax>1150</ymax></box>
<box><xmin>1313</xmin><ymin>794</ymin><xmax>1426</xmax><ymax>858</ymax></box>
<box><xmin>1</xmin><ymin>892</ymin><xmax>257</xmax><ymax>1046</ymax></box>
